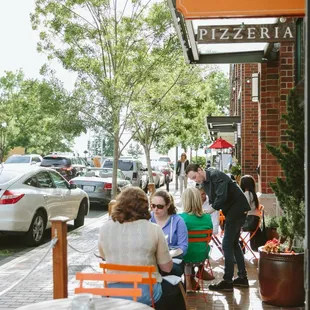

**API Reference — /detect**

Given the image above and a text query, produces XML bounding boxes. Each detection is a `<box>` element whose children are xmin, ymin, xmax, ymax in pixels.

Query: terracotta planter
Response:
<box><xmin>258</xmin><ymin>247</ymin><xmax>305</xmax><ymax>307</ymax></box>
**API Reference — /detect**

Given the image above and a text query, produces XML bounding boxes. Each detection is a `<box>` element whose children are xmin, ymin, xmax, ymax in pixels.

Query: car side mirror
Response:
<box><xmin>125</xmin><ymin>176</ymin><xmax>131</xmax><ymax>181</ymax></box>
<box><xmin>69</xmin><ymin>183</ymin><xmax>77</xmax><ymax>189</ymax></box>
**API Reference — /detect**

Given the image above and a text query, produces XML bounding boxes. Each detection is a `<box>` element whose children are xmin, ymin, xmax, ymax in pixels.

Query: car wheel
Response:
<box><xmin>74</xmin><ymin>200</ymin><xmax>86</xmax><ymax>228</ymax></box>
<box><xmin>25</xmin><ymin>210</ymin><xmax>46</xmax><ymax>247</ymax></box>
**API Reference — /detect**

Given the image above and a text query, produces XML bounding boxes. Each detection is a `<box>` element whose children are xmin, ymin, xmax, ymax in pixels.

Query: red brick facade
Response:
<box><xmin>230</xmin><ymin>43</ymin><xmax>295</xmax><ymax>199</ymax></box>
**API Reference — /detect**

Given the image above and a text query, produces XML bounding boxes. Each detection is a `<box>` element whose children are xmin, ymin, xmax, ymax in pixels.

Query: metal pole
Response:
<box><xmin>304</xmin><ymin>3</ymin><xmax>309</xmax><ymax>308</ymax></box>
<box><xmin>175</xmin><ymin>146</ymin><xmax>178</xmax><ymax>191</ymax></box>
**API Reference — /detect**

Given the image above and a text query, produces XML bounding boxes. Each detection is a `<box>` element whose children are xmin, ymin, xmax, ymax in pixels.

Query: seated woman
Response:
<box><xmin>240</xmin><ymin>175</ymin><xmax>261</xmax><ymax>232</ymax></box>
<box><xmin>180</xmin><ymin>187</ymin><xmax>213</xmax><ymax>290</ymax></box>
<box><xmin>150</xmin><ymin>190</ymin><xmax>188</xmax><ymax>277</ymax></box>
<box><xmin>98</xmin><ymin>187</ymin><xmax>186</xmax><ymax>310</ymax></box>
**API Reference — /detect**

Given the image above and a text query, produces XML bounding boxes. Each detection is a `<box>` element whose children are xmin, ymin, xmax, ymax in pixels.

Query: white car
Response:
<box><xmin>3</xmin><ymin>154</ymin><xmax>43</xmax><ymax>166</ymax></box>
<box><xmin>0</xmin><ymin>166</ymin><xmax>89</xmax><ymax>246</ymax></box>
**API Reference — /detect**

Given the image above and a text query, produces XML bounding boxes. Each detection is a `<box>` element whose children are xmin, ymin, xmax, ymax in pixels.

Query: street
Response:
<box><xmin>0</xmin><ymin>206</ymin><xmax>108</xmax><ymax>266</ymax></box>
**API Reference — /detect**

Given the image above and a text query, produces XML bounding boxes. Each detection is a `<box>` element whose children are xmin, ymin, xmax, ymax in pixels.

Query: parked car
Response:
<box><xmin>155</xmin><ymin>160</ymin><xmax>174</xmax><ymax>182</ymax></box>
<box><xmin>157</xmin><ymin>156</ymin><xmax>174</xmax><ymax>169</ymax></box>
<box><xmin>150</xmin><ymin>161</ymin><xmax>165</xmax><ymax>188</ymax></box>
<box><xmin>4</xmin><ymin>154</ymin><xmax>43</xmax><ymax>166</ymax></box>
<box><xmin>0</xmin><ymin>166</ymin><xmax>89</xmax><ymax>246</ymax></box>
<box><xmin>40</xmin><ymin>153</ymin><xmax>89</xmax><ymax>180</ymax></box>
<box><xmin>70</xmin><ymin>168</ymin><xmax>131</xmax><ymax>208</ymax></box>
<box><xmin>102</xmin><ymin>158</ymin><xmax>148</xmax><ymax>192</ymax></box>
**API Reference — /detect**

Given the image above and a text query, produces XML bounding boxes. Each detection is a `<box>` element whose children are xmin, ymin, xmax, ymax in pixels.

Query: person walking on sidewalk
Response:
<box><xmin>176</xmin><ymin>153</ymin><xmax>189</xmax><ymax>195</ymax></box>
<box><xmin>185</xmin><ymin>164</ymin><xmax>251</xmax><ymax>291</ymax></box>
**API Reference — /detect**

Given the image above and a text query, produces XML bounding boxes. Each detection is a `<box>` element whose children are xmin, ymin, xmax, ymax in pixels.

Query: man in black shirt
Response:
<box><xmin>186</xmin><ymin>164</ymin><xmax>251</xmax><ymax>291</ymax></box>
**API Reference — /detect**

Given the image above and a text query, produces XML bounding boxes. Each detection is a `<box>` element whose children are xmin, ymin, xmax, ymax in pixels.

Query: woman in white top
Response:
<box><xmin>98</xmin><ymin>186</ymin><xmax>186</xmax><ymax>310</ymax></box>
<box><xmin>240</xmin><ymin>175</ymin><xmax>261</xmax><ymax>231</ymax></box>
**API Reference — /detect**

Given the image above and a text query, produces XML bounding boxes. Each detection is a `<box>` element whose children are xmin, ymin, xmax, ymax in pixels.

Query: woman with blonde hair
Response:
<box><xmin>180</xmin><ymin>187</ymin><xmax>213</xmax><ymax>290</ymax></box>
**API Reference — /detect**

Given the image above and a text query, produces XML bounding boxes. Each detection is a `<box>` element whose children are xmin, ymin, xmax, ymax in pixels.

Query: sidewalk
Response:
<box><xmin>0</xmin><ymin>190</ymin><xmax>305</xmax><ymax>309</ymax></box>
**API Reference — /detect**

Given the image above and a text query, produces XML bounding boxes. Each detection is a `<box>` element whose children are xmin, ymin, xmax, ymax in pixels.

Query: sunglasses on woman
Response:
<box><xmin>150</xmin><ymin>203</ymin><xmax>165</xmax><ymax>210</ymax></box>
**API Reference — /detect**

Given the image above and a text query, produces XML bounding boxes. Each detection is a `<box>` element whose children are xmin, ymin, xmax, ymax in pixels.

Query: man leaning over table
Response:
<box><xmin>185</xmin><ymin>164</ymin><xmax>251</xmax><ymax>291</ymax></box>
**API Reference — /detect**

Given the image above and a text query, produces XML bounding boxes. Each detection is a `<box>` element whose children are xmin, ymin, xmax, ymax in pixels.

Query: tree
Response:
<box><xmin>0</xmin><ymin>70</ymin><xmax>84</xmax><ymax>160</ymax></box>
<box><xmin>127</xmin><ymin>143</ymin><xmax>143</xmax><ymax>159</ymax></box>
<box><xmin>266</xmin><ymin>88</ymin><xmax>304</xmax><ymax>248</ymax></box>
<box><xmin>32</xmin><ymin>0</ymin><xmax>178</xmax><ymax>197</ymax></box>
<box><xmin>206</xmin><ymin>71</ymin><xmax>230</xmax><ymax>114</ymax></box>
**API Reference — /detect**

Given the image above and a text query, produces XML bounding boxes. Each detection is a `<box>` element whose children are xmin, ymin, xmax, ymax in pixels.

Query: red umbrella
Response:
<box><xmin>209</xmin><ymin>137</ymin><xmax>233</xmax><ymax>149</ymax></box>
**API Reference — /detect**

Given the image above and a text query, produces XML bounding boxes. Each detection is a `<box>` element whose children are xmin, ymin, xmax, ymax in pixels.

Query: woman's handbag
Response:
<box><xmin>242</xmin><ymin>215</ymin><xmax>260</xmax><ymax>232</ymax></box>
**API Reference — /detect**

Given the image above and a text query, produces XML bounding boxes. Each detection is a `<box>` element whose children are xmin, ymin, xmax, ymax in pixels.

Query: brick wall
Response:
<box><xmin>241</xmin><ymin>63</ymin><xmax>259</xmax><ymax>180</ymax></box>
<box><xmin>258</xmin><ymin>43</ymin><xmax>295</xmax><ymax>194</ymax></box>
<box><xmin>230</xmin><ymin>42</ymin><xmax>295</xmax><ymax>196</ymax></box>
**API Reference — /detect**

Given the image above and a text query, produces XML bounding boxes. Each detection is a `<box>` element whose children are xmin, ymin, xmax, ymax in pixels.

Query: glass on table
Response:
<box><xmin>71</xmin><ymin>294</ymin><xmax>95</xmax><ymax>310</ymax></box>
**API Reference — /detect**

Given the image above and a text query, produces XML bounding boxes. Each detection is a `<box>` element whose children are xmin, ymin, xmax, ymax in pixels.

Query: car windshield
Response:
<box><xmin>41</xmin><ymin>157</ymin><xmax>71</xmax><ymax>167</ymax></box>
<box><xmin>5</xmin><ymin>156</ymin><xmax>31</xmax><ymax>164</ymax></box>
<box><xmin>103</xmin><ymin>160</ymin><xmax>134</xmax><ymax>171</ymax></box>
<box><xmin>86</xmin><ymin>168</ymin><xmax>113</xmax><ymax>178</ymax></box>
<box><xmin>0</xmin><ymin>169</ymin><xmax>24</xmax><ymax>185</ymax></box>
<box><xmin>158</xmin><ymin>157</ymin><xmax>170</xmax><ymax>162</ymax></box>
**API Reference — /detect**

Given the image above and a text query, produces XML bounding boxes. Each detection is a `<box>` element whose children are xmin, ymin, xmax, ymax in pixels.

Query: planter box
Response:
<box><xmin>258</xmin><ymin>247</ymin><xmax>305</xmax><ymax>307</ymax></box>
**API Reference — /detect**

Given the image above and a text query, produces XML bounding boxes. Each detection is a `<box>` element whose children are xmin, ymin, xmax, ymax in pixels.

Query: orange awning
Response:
<box><xmin>176</xmin><ymin>0</ymin><xmax>305</xmax><ymax>19</ymax></box>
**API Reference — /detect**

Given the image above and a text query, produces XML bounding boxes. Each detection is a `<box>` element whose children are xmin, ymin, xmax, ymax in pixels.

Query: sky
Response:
<box><xmin>0</xmin><ymin>0</ymin><xmax>229</xmax><ymax>156</ymax></box>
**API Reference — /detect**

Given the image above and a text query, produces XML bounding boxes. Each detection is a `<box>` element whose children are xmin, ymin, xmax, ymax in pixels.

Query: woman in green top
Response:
<box><xmin>180</xmin><ymin>187</ymin><xmax>213</xmax><ymax>290</ymax></box>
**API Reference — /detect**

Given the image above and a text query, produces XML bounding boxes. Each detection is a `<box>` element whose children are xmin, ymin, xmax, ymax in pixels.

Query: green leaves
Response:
<box><xmin>266</xmin><ymin>88</ymin><xmax>304</xmax><ymax>245</ymax></box>
<box><xmin>0</xmin><ymin>70</ymin><xmax>85</xmax><ymax>160</ymax></box>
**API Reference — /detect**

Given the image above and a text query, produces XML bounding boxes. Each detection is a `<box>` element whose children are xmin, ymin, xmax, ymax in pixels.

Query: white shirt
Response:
<box><xmin>202</xmin><ymin>198</ymin><xmax>219</xmax><ymax>235</ymax></box>
<box><xmin>180</xmin><ymin>162</ymin><xmax>185</xmax><ymax>176</ymax></box>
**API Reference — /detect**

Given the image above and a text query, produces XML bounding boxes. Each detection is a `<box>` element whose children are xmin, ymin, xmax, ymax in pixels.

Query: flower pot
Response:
<box><xmin>258</xmin><ymin>247</ymin><xmax>305</xmax><ymax>307</ymax></box>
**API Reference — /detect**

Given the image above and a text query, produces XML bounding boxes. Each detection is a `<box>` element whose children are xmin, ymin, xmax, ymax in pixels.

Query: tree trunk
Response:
<box><xmin>112</xmin><ymin>134</ymin><xmax>120</xmax><ymax>199</ymax></box>
<box><xmin>143</xmin><ymin>145</ymin><xmax>154</xmax><ymax>183</ymax></box>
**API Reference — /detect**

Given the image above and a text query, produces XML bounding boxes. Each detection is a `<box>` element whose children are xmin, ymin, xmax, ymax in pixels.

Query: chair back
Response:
<box><xmin>75</xmin><ymin>272</ymin><xmax>142</xmax><ymax>301</ymax></box>
<box><xmin>188</xmin><ymin>229</ymin><xmax>213</xmax><ymax>243</ymax></box>
<box><xmin>100</xmin><ymin>263</ymin><xmax>156</xmax><ymax>307</ymax></box>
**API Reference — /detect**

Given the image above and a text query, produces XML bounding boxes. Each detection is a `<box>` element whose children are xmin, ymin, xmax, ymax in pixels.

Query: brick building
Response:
<box><xmin>229</xmin><ymin>19</ymin><xmax>304</xmax><ymax>209</ymax></box>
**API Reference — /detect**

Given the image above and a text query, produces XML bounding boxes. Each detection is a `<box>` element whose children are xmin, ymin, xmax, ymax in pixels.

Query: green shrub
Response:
<box><xmin>191</xmin><ymin>156</ymin><xmax>206</xmax><ymax>169</ymax></box>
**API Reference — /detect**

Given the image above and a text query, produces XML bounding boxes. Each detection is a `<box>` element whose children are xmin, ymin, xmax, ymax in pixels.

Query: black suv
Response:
<box><xmin>41</xmin><ymin>154</ymin><xmax>89</xmax><ymax>180</ymax></box>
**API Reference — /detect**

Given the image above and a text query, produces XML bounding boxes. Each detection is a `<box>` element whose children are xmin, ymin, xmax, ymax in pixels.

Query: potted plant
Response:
<box><xmin>264</xmin><ymin>215</ymin><xmax>279</xmax><ymax>241</ymax></box>
<box><xmin>258</xmin><ymin>88</ymin><xmax>305</xmax><ymax>307</ymax></box>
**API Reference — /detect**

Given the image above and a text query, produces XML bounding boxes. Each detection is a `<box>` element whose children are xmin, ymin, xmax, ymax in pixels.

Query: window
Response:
<box><xmin>41</xmin><ymin>157</ymin><xmax>71</xmax><ymax>167</ymax></box>
<box><xmin>117</xmin><ymin>170</ymin><xmax>126</xmax><ymax>179</ymax></box>
<box><xmin>24</xmin><ymin>176</ymin><xmax>40</xmax><ymax>188</ymax></box>
<box><xmin>103</xmin><ymin>160</ymin><xmax>134</xmax><ymax>171</ymax></box>
<box><xmin>5</xmin><ymin>156</ymin><xmax>31</xmax><ymax>164</ymax></box>
<box><xmin>49</xmin><ymin>171</ymin><xmax>69</xmax><ymax>189</ymax></box>
<box><xmin>32</xmin><ymin>157</ymin><xmax>41</xmax><ymax>163</ymax></box>
<box><xmin>295</xmin><ymin>18</ymin><xmax>305</xmax><ymax>84</ymax></box>
<box><xmin>36</xmin><ymin>172</ymin><xmax>55</xmax><ymax>188</ymax></box>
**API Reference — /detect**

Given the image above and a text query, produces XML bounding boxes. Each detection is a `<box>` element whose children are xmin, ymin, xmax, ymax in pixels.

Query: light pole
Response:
<box><xmin>0</xmin><ymin>122</ymin><xmax>7</xmax><ymax>162</ymax></box>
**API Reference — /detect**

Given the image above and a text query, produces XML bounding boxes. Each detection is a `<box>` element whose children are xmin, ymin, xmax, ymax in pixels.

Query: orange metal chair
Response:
<box><xmin>239</xmin><ymin>205</ymin><xmax>265</xmax><ymax>260</ymax></box>
<box><xmin>100</xmin><ymin>263</ymin><xmax>188</xmax><ymax>309</ymax></box>
<box><xmin>100</xmin><ymin>263</ymin><xmax>157</xmax><ymax>307</ymax></box>
<box><xmin>75</xmin><ymin>272</ymin><xmax>142</xmax><ymax>301</ymax></box>
<box><xmin>185</xmin><ymin>229</ymin><xmax>213</xmax><ymax>302</ymax></box>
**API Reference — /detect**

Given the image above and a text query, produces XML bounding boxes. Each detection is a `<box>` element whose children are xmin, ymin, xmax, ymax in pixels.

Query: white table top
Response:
<box><xmin>16</xmin><ymin>297</ymin><xmax>153</xmax><ymax>310</ymax></box>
